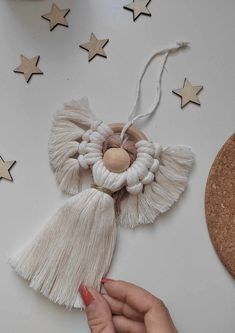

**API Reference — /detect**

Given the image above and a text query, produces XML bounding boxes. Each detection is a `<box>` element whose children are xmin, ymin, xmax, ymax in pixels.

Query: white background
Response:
<box><xmin>0</xmin><ymin>0</ymin><xmax>235</xmax><ymax>332</ymax></box>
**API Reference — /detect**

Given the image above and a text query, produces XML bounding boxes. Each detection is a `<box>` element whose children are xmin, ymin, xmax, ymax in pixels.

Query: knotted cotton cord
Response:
<box><xmin>101</xmin><ymin>133</ymin><xmax>138</xmax><ymax>215</ymax></box>
<box><xmin>120</xmin><ymin>42</ymin><xmax>189</xmax><ymax>141</ymax></box>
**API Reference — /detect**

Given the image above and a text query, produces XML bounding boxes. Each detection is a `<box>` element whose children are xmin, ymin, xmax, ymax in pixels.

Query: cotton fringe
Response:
<box><xmin>9</xmin><ymin>188</ymin><xmax>116</xmax><ymax>308</ymax></box>
<box><xmin>48</xmin><ymin>98</ymin><xmax>93</xmax><ymax>195</ymax></box>
<box><xmin>118</xmin><ymin>146</ymin><xmax>194</xmax><ymax>228</ymax></box>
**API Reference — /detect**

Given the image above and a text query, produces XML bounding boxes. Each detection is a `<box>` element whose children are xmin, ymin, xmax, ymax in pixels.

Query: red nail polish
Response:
<box><xmin>101</xmin><ymin>278</ymin><xmax>114</xmax><ymax>284</ymax></box>
<box><xmin>79</xmin><ymin>284</ymin><xmax>94</xmax><ymax>306</ymax></box>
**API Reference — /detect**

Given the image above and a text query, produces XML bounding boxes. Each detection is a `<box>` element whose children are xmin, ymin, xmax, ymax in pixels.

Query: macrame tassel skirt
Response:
<box><xmin>9</xmin><ymin>188</ymin><xmax>117</xmax><ymax>308</ymax></box>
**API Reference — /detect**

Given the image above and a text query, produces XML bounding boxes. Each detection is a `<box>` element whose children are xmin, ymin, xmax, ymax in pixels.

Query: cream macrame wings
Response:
<box><xmin>118</xmin><ymin>145</ymin><xmax>194</xmax><ymax>228</ymax></box>
<box><xmin>48</xmin><ymin>98</ymin><xmax>94</xmax><ymax>195</ymax></box>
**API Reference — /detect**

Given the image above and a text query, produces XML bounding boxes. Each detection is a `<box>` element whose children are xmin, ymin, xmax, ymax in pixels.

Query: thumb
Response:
<box><xmin>79</xmin><ymin>284</ymin><xmax>115</xmax><ymax>333</ymax></box>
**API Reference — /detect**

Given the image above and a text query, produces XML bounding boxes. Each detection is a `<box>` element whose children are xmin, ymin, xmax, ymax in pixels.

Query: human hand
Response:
<box><xmin>79</xmin><ymin>279</ymin><xmax>178</xmax><ymax>333</ymax></box>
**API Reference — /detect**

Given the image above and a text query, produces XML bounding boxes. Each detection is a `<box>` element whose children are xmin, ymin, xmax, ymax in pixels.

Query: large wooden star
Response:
<box><xmin>14</xmin><ymin>55</ymin><xmax>43</xmax><ymax>83</ymax></box>
<box><xmin>0</xmin><ymin>156</ymin><xmax>16</xmax><ymax>181</ymax></box>
<box><xmin>123</xmin><ymin>0</ymin><xmax>151</xmax><ymax>21</ymax></box>
<box><xmin>42</xmin><ymin>3</ymin><xmax>70</xmax><ymax>31</ymax></box>
<box><xmin>173</xmin><ymin>78</ymin><xmax>203</xmax><ymax>108</ymax></box>
<box><xmin>80</xmin><ymin>33</ymin><xmax>109</xmax><ymax>62</ymax></box>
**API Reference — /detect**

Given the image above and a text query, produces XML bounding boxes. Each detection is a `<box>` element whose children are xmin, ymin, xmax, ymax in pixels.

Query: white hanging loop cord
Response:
<box><xmin>120</xmin><ymin>42</ymin><xmax>189</xmax><ymax>141</ymax></box>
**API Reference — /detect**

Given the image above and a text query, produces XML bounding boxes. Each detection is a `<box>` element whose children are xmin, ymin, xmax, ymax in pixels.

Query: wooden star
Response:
<box><xmin>123</xmin><ymin>0</ymin><xmax>151</xmax><ymax>21</ymax></box>
<box><xmin>14</xmin><ymin>55</ymin><xmax>43</xmax><ymax>83</ymax></box>
<box><xmin>0</xmin><ymin>156</ymin><xmax>16</xmax><ymax>181</ymax></box>
<box><xmin>42</xmin><ymin>3</ymin><xmax>70</xmax><ymax>31</ymax></box>
<box><xmin>80</xmin><ymin>33</ymin><xmax>109</xmax><ymax>62</ymax></box>
<box><xmin>172</xmin><ymin>78</ymin><xmax>203</xmax><ymax>108</ymax></box>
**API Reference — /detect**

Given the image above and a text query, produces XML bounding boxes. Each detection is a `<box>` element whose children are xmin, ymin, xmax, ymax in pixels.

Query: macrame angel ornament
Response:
<box><xmin>10</xmin><ymin>42</ymin><xmax>194</xmax><ymax>308</ymax></box>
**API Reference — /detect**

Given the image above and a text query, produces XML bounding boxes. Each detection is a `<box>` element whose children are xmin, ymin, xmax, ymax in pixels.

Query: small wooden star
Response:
<box><xmin>14</xmin><ymin>55</ymin><xmax>43</xmax><ymax>83</ymax></box>
<box><xmin>123</xmin><ymin>0</ymin><xmax>151</xmax><ymax>21</ymax></box>
<box><xmin>0</xmin><ymin>156</ymin><xmax>16</xmax><ymax>181</ymax></box>
<box><xmin>80</xmin><ymin>33</ymin><xmax>109</xmax><ymax>62</ymax></box>
<box><xmin>172</xmin><ymin>78</ymin><xmax>203</xmax><ymax>108</ymax></box>
<box><xmin>42</xmin><ymin>3</ymin><xmax>70</xmax><ymax>31</ymax></box>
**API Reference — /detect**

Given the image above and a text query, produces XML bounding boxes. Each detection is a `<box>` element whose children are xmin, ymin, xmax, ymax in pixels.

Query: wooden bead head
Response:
<box><xmin>103</xmin><ymin>123</ymin><xmax>147</xmax><ymax>173</ymax></box>
<box><xmin>103</xmin><ymin>147</ymin><xmax>131</xmax><ymax>173</ymax></box>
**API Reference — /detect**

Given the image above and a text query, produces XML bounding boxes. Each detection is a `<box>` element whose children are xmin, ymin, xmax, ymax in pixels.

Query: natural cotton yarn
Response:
<box><xmin>10</xmin><ymin>42</ymin><xmax>194</xmax><ymax>309</ymax></box>
<box><xmin>10</xmin><ymin>188</ymin><xmax>116</xmax><ymax>308</ymax></box>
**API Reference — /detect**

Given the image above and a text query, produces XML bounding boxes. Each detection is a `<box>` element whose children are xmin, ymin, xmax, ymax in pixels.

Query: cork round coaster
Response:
<box><xmin>205</xmin><ymin>133</ymin><xmax>235</xmax><ymax>278</ymax></box>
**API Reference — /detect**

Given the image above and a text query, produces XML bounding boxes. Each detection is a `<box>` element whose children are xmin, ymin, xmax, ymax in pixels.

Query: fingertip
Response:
<box><xmin>79</xmin><ymin>284</ymin><xmax>94</xmax><ymax>306</ymax></box>
<box><xmin>102</xmin><ymin>279</ymin><xmax>132</xmax><ymax>291</ymax></box>
<box><xmin>101</xmin><ymin>280</ymin><xmax>159</xmax><ymax>314</ymax></box>
<box><xmin>101</xmin><ymin>277</ymin><xmax>115</xmax><ymax>284</ymax></box>
<box><xmin>86</xmin><ymin>286</ymin><xmax>104</xmax><ymax>303</ymax></box>
<box><xmin>80</xmin><ymin>287</ymin><xmax>115</xmax><ymax>332</ymax></box>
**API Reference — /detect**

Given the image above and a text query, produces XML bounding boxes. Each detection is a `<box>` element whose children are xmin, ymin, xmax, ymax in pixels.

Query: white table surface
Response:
<box><xmin>0</xmin><ymin>0</ymin><xmax>234</xmax><ymax>332</ymax></box>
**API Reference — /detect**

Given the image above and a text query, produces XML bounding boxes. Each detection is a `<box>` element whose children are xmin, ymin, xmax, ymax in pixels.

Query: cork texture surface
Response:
<box><xmin>205</xmin><ymin>134</ymin><xmax>235</xmax><ymax>277</ymax></box>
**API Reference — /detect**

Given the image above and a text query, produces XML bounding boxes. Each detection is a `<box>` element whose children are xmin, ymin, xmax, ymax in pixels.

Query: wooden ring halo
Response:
<box><xmin>104</xmin><ymin>123</ymin><xmax>147</xmax><ymax>173</ymax></box>
<box><xmin>109</xmin><ymin>122</ymin><xmax>147</xmax><ymax>141</ymax></box>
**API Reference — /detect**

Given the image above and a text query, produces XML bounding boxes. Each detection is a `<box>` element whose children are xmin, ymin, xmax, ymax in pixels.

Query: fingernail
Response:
<box><xmin>101</xmin><ymin>278</ymin><xmax>114</xmax><ymax>284</ymax></box>
<box><xmin>79</xmin><ymin>284</ymin><xmax>94</xmax><ymax>306</ymax></box>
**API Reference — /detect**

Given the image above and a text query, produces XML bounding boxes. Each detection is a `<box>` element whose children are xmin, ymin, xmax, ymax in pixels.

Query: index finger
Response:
<box><xmin>102</xmin><ymin>280</ymin><xmax>163</xmax><ymax>314</ymax></box>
